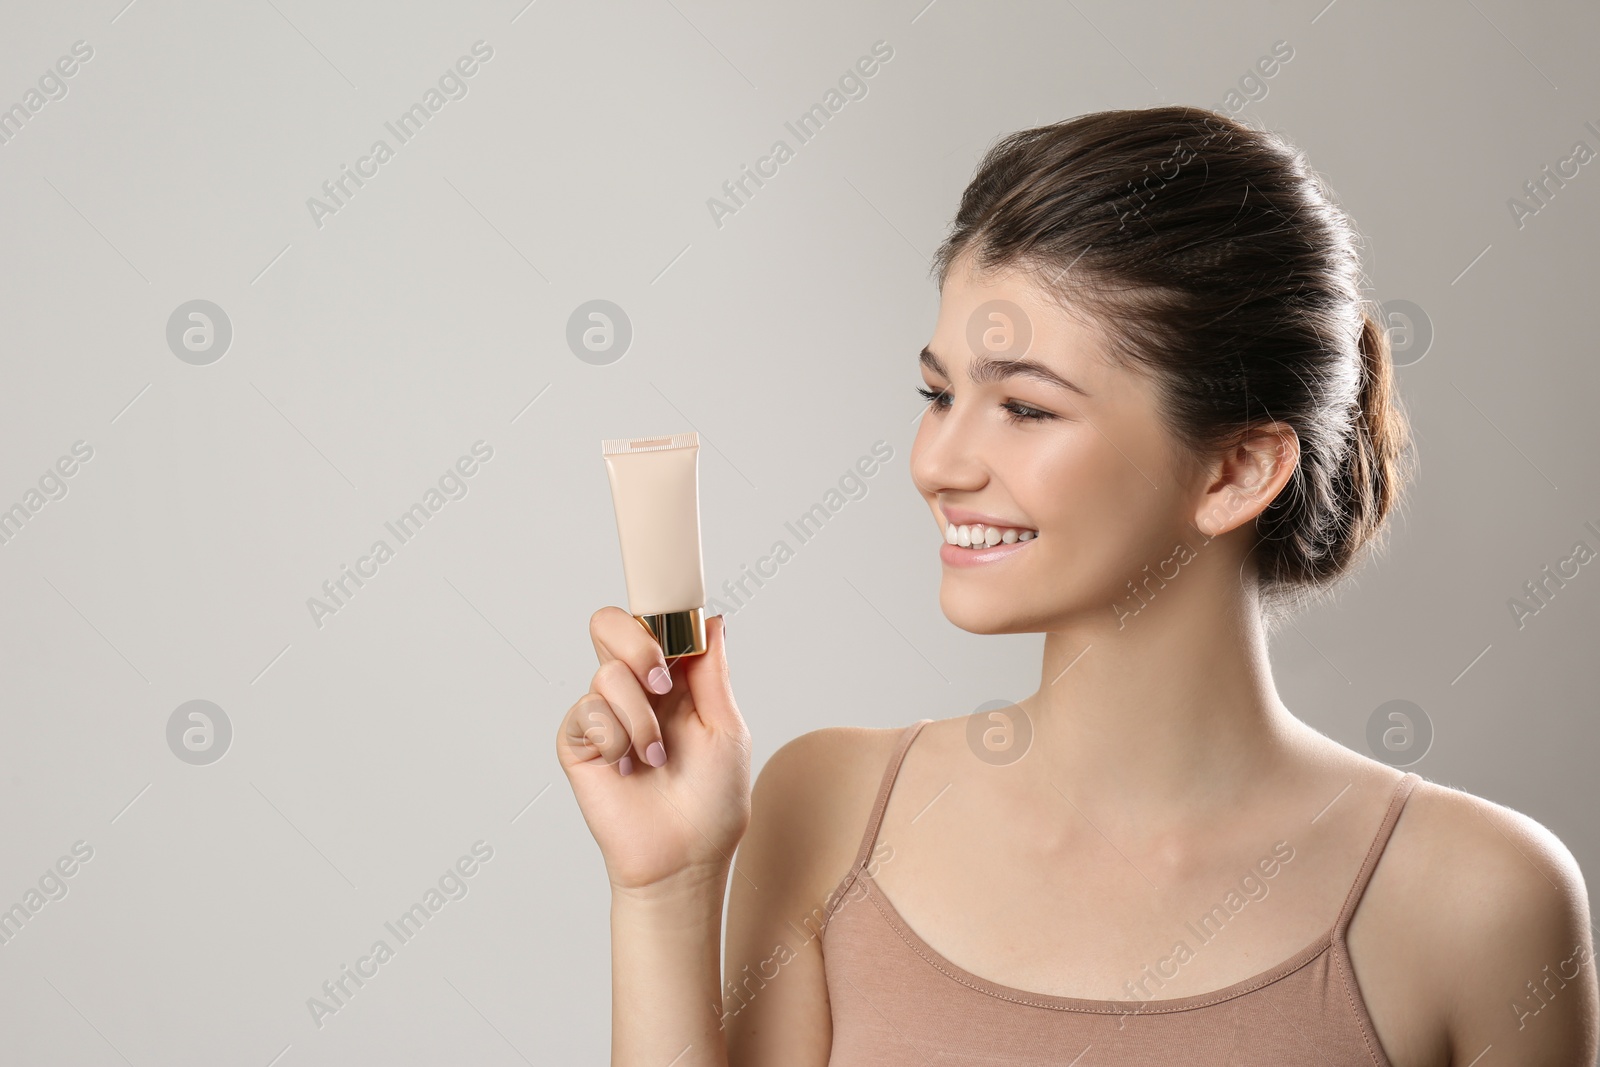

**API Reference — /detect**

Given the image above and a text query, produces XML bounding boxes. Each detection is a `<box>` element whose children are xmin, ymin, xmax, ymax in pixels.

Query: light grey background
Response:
<box><xmin>1</xmin><ymin>0</ymin><xmax>1596</xmax><ymax>1063</ymax></box>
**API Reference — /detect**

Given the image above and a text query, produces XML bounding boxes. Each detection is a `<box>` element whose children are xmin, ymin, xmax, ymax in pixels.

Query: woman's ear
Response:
<box><xmin>1192</xmin><ymin>422</ymin><xmax>1300</xmax><ymax>538</ymax></box>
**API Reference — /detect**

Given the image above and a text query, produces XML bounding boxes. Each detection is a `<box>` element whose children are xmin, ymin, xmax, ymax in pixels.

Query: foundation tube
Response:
<box><xmin>601</xmin><ymin>431</ymin><xmax>708</xmax><ymax>659</ymax></box>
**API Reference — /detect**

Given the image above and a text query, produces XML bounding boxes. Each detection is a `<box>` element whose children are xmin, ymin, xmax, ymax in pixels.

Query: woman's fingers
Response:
<box><xmin>680</xmin><ymin>614</ymin><xmax>739</xmax><ymax>734</ymax></box>
<box><xmin>589</xmin><ymin>606</ymin><xmax>674</xmax><ymax>698</ymax></box>
<box><xmin>559</xmin><ymin>693</ymin><xmax>633</xmax><ymax>774</ymax></box>
<box><xmin>591</xmin><ymin>658</ymin><xmax>667</xmax><ymax>769</ymax></box>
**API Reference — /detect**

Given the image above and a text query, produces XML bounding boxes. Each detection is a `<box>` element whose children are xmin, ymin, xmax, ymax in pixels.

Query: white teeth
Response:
<box><xmin>944</xmin><ymin>521</ymin><xmax>1038</xmax><ymax>548</ymax></box>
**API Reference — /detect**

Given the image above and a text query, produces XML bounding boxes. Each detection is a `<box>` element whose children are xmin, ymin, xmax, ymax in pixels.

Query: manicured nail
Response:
<box><xmin>645</xmin><ymin>740</ymin><xmax>666</xmax><ymax>767</ymax></box>
<box><xmin>618</xmin><ymin>755</ymin><xmax>634</xmax><ymax>776</ymax></box>
<box><xmin>647</xmin><ymin>666</ymin><xmax>672</xmax><ymax>694</ymax></box>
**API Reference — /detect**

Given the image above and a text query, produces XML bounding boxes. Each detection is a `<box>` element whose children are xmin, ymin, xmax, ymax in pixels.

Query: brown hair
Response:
<box><xmin>933</xmin><ymin>106</ymin><xmax>1413</xmax><ymax>619</ymax></box>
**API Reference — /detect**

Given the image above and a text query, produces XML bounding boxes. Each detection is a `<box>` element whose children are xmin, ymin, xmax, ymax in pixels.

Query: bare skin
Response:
<box><xmin>559</xmin><ymin>250</ymin><xmax>1598</xmax><ymax>1067</ymax></box>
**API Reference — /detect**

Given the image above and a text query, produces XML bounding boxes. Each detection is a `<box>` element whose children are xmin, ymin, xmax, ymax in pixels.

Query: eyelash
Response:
<box><xmin>915</xmin><ymin>386</ymin><xmax>1057</xmax><ymax>424</ymax></box>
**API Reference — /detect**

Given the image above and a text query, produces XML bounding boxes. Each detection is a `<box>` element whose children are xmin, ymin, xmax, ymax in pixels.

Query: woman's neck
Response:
<box><xmin>1021</xmin><ymin>574</ymin><xmax>1312</xmax><ymax>833</ymax></box>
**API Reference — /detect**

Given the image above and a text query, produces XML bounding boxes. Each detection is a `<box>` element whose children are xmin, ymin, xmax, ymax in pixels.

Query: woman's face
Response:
<box><xmin>909</xmin><ymin>254</ymin><xmax>1209</xmax><ymax>635</ymax></box>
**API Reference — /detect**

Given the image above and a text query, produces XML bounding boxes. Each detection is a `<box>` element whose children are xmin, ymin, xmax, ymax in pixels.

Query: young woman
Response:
<box><xmin>558</xmin><ymin>107</ymin><xmax>1597</xmax><ymax>1067</ymax></box>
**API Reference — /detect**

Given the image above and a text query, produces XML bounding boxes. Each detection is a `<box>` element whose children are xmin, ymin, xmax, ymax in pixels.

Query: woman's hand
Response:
<box><xmin>557</xmin><ymin>610</ymin><xmax>752</xmax><ymax>894</ymax></box>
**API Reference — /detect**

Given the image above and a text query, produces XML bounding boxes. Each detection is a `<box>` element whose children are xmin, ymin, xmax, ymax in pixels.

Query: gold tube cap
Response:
<box><xmin>634</xmin><ymin>607</ymin><xmax>707</xmax><ymax>659</ymax></box>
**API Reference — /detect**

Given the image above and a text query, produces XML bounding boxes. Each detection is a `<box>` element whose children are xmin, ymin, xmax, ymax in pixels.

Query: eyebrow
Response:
<box><xmin>920</xmin><ymin>346</ymin><xmax>1091</xmax><ymax>399</ymax></box>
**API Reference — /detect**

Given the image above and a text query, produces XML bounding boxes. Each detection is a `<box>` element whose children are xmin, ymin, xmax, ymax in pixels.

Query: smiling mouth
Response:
<box><xmin>945</xmin><ymin>522</ymin><xmax>1038</xmax><ymax>548</ymax></box>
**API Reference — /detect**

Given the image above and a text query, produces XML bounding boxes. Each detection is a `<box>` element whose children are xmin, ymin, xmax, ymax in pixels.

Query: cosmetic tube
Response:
<box><xmin>601</xmin><ymin>431</ymin><xmax>708</xmax><ymax>659</ymax></box>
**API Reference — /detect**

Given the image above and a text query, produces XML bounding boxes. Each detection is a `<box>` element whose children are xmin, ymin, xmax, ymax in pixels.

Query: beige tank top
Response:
<box><xmin>819</xmin><ymin>718</ymin><xmax>1421</xmax><ymax>1066</ymax></box>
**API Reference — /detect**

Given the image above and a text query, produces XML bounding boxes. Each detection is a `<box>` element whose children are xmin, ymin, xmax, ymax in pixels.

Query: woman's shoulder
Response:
<box><xmin>1360</xmin><ymin>771</ymin><xmax>1595</xmax><ymax>1060</ymax></box>
<box><xmin>1405</xmin><ymin>773</ymin><xmax>1586</xmax><ymax>907</ymax></box>
<box><xmin>742</xmin><ymin>722</ymin><xmax>919</xmax><ymax>900</ymax></box>
<box><xmin>1375</xmin><ymin>772</ymin><xmax>1586</xmax><ymax>930</ymax></box>
<box><xmin>755</xmin><ymin>721</ymin><xmax>920</xmax><ymax>827</ymax></box>
<box><xmin>759</xmin><ymin>721</ymin><xmax>914</xmax><ymax>799</ymax></box>
<box><xmin>1250</xmin><ymin>737</ymin><xmax>1587</xmax><ymax>950</ymax></box>
<box><xmin>1392</xmin><ymin>775</ymin><xmax>1582</xmax><ymax>879</ymax></box>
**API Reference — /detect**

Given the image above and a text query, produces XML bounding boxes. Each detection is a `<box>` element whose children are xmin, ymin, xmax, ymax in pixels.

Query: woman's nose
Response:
<box><xmin>912</xmin><ymin>403</ymin><xmax>989</xmax><ymax>492</ymax></box>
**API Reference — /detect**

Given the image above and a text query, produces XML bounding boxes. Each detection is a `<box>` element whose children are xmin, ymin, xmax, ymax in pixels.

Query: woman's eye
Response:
<box><xmin>915</xmin><ymin>385</ymin><xmax>1055</xmax><ymax>424</ymax></box>
<box><xmin>1002</xmin><ymin>401</ymin><xmax>1055</xmax><ymax>424</ymax></box>
<box><xmin>915</xmin><ymin>385</ymin><xmax>951</xmax><ymax>410</ymax></box>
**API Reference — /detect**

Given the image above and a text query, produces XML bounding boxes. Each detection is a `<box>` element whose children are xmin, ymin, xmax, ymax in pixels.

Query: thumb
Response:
<box><xmin>681</xmin><ymin>614</ymin><xmax>741</xmax><ymax>732</ymax></box>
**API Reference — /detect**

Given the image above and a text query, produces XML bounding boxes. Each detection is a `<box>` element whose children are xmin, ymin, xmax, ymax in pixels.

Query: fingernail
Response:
<box><xmin>618</xmin><ymin>755</ymin><xmax>634</xmax><ymax>776</ymax></box>
<box><xmin>647</xmin><ymin>666</ymin><xmax>672</xmax><ymax>694</ymax></box>
<box><xmin>645</xmin><ymin>740</ymin><xmax>666</xmax><ymax>767</ymax></box>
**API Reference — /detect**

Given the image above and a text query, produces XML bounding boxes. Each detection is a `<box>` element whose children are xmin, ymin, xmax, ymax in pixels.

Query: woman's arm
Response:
<box><xmin>606</xmin><ymin>724</ymin><xmax>883</xmax><ymax>1067</ymax></box>
<box><xmin>557</xmin><ymin>610</ymin><xmax>751</xmax><ymax>1067</ymax></box>
<box><xmin>611</xmin><ymin>870</ymin><xmax>733</xmax><ymax>1067</ymax></box>
<box><xmin>721</xmin><ymin>726</ymin><xmax>898</xmax><ymax>1066</ymax></box>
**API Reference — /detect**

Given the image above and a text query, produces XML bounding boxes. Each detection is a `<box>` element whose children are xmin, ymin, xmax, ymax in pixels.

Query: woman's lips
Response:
<box><xmin>939</xmin><ymin>536</ymin><xmax>1038</xmax><ymax>568</ymax></box>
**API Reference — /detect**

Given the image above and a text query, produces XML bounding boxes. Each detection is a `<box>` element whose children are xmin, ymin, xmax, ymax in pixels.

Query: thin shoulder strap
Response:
<box><xmin>820</xmin><ymin>719</ymin><xmax>932</xmax><ymax>930</ymax></box>
<box><xmin>1333</xmin><ymin>771</ymin><xmax>1421</xmax><ymax>938</ymax></box>
<box><xmin>847</xmin><ymin>718</ymin><xmax>933</xmax><ymax>876</ymax></box>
